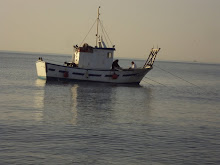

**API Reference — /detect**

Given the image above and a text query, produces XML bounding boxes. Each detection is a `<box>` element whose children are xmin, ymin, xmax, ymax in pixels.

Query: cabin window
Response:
<box><xmin>107</xmin><ymin>52</ymin><xmax>112</xmax><ymax>58</ymax></box>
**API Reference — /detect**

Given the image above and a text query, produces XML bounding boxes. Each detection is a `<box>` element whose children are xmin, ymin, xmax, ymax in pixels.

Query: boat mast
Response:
<box><xmin>96</xmin><ymin>6</ymin><xmax>101</xmax><ymax>47</ymax></box>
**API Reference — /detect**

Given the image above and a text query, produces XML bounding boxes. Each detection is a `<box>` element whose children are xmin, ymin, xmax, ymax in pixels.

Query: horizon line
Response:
<box><xmin>1</xmin><ymin>49</ymin><xmax>219</xmax><ymax>65</ymax></box>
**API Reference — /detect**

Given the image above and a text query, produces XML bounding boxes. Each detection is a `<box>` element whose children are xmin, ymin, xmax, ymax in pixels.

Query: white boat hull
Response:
<box><xmin>36</xmin><ymin>61</ymin><xmax>152</xmax><ymax>84</ymax></box>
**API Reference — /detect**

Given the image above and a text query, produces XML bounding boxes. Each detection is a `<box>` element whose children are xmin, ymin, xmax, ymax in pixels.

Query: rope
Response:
<box><xmin>141</xmin><ymin>79</ymin><xmax>155</xmax><ymax>87</ymax></box>
<box><xmin>100</xmin><ymin>20</ymin><xmax>110</xmax><ymax>47</ymax></box>
<box><xmin>80</xmin><ymin>19</ymin><xmax>97</xmax><ymax>46</ymax></box>
<box><xmin>145</xmin><ymin>77</ymin><xmax>167</xmax><ymax>87</ymax></box>
<box><xmin>142</xmin><ymin>65</ymin><xmax>218</xmax><ymax>97</ymax></box>
<box><xmin>99</xmin><ymin>21</ymin><xmax>113</xmax><ymax>46</ymax></box>
<box><xmin>154</xmin><ymin>64</ymin><xmax>220</xmax><ymax>96</ymax></box>
<box><xmin>154</xmin><ymin>64</ymin><xmax>201</xmax><ymax>88</ymax></box>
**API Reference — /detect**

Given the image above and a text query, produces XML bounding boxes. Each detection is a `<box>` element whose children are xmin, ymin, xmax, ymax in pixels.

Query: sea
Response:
<box><xmin>0</xmin><ymin>51</ymin><xmax>220</xmax><ymax>165</ymax></box>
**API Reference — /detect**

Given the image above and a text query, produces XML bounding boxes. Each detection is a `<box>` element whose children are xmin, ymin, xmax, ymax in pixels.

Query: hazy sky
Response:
<box><xmin>1</xmin><ymin>0</ymin><xmax>220</xmax><ymax>63</ymax></box>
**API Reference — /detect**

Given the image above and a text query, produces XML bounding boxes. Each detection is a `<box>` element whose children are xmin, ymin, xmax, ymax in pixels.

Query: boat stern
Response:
<box><xmin>36</xmin><ymin>59</ymin><xmax>46</xmax><ymax>79</ymax></box>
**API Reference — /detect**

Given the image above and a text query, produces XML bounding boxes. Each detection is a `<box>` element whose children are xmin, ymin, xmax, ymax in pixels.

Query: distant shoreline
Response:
<box><xmin>0</xmin><ymin>50</ymin><xmax>70</xmax><ymax>56</ymax></box>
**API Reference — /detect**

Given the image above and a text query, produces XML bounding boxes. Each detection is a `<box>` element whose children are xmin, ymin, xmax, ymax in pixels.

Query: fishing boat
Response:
<box><xmin>36</xmin><ymin>7</ymin><xmax>160</xmax><ymax>84</ymax></box>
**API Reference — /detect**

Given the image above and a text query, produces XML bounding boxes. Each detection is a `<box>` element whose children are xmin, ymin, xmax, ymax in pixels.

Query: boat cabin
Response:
<box><xmin>72</xmin><ymin>42</ymin><xmax>115</xmax><ymax>69</ymax></box>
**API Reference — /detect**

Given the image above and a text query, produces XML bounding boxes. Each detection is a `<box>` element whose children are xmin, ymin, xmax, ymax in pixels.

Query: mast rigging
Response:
<box><xmin>96</xmin><ymin>6</ymin><xmax>101</xmax><ymax>47</ymax></box>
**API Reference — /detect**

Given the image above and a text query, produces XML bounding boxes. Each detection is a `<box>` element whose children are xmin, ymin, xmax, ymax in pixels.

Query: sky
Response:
<box><xmin>1</xmin><ymin>0</ymin><xmax>220</xmax><ymax>63</ymax></box>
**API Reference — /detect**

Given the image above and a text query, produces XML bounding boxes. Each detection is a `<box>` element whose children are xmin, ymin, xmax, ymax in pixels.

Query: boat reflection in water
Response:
<box><xmin>34</xmin><ymin>80</ymin><xmax>153</xmax><ymax>125</ymax></box>
<box><xmin>33</xmin><ymin>79</ymin><xmax>46</xmax><ymax>121</ymax></box>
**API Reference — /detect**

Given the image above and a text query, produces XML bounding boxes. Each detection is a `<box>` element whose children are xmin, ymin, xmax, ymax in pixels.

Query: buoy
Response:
<box><xmin>112</xmin><ymin>73</ymin><xmax>118</xmax><ymax>79</ymax></box>
<box><xmin>64</xmin><ymin>71</ymin><xmax>69</xmax><ymax>78</ymax></box>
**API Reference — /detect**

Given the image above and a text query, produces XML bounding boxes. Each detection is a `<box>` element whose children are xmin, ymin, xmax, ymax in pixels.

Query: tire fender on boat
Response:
<box><xmin>112</xmin><ymin>73</ymin><xmax>118</xmax><ymax>79</ymax></box>
<box><xmin>63</xmin><ymin>71</ymin><xmax>69</xmax><ymax>78</ymax></box>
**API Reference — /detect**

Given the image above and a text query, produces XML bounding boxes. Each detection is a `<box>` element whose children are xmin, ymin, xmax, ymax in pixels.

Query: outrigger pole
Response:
<box><xmin>96</xmin><ymin>6</ymin><xmax>101</xmax><ymax>47</ymax></box>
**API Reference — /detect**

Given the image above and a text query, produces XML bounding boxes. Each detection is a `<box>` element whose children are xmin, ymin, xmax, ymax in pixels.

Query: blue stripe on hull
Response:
<box><xmin>46</xmin><ymin>76</ymin><xmax>140</xmax><ymax>85</ymax></box>
<box><xmin>38</xmin><ymin>76</ymin><xmax>46</xmax><ymax>80</ymax></box>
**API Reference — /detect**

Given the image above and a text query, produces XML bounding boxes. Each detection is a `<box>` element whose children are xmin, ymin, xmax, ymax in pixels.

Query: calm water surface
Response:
<box><xmin>0</xmin><ymin>52</ymin><xmax>220</xmax><ymax>164</ymax></box>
